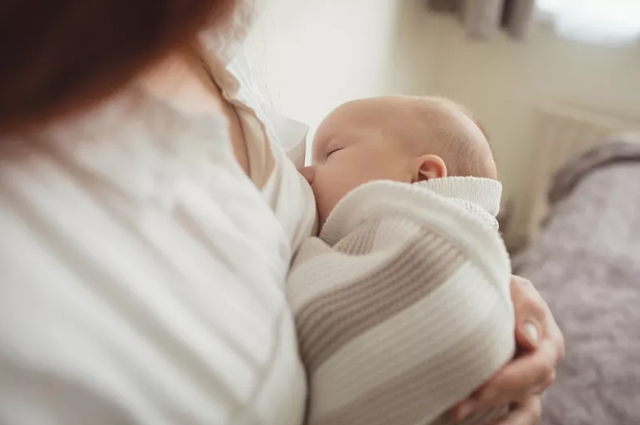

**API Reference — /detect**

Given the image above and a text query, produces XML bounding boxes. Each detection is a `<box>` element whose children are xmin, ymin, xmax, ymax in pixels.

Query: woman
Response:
<box><xmin>0</xmin><ymin>1</ymin><xmax>563</xmax><ymax>424</ymax></box>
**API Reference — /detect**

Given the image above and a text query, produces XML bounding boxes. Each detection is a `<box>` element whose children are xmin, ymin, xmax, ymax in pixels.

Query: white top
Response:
<box><xmin>0</xmin><ymin>2</ymin><xmax>316</xmax><ymax>425</ymax></box>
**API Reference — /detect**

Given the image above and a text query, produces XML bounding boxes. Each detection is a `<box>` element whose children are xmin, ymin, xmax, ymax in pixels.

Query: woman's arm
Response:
<box><xmin>451</xmin><ymin>275</ymin><xmax>565</xmax><ymax>424</ymax></box>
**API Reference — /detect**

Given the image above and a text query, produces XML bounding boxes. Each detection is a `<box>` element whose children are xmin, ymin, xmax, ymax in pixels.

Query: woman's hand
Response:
<box><xmin>451</xmin><ymin>275</ymin><xmax>565</xmax><ymax>424</ymax></box>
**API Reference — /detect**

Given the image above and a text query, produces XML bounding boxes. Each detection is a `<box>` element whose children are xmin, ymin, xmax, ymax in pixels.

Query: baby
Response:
<box><xmin>287</xmin><ymin>96</ymin><xmax>515</xmax><ymax>425</ymax></box>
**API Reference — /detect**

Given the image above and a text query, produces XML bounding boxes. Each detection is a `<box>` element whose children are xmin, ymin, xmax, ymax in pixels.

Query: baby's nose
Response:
<box><xmin>299</xmin><ymin>166</ymin><xmax>316</xmax><ymax>184</ymax></box>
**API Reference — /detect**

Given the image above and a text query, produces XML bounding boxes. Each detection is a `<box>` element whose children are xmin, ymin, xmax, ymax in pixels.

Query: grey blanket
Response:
<box><xmin>512</xmin><ymin>138</ymin><xmax>640</xmax><ymax>425</ymax></box>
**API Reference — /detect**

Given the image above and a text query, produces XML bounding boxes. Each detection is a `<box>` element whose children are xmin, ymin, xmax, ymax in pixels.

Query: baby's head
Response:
<box><xmin>303</xmin><ymin>95</ymin><xmax>497</xmax><ymax>226</ymax></box>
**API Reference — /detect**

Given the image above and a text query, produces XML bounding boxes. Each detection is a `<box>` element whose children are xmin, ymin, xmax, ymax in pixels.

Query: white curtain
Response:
<box><xmin>538</xmin><ymin>0</ymin><xmax>640</xmax><ymax>45</ymax></box>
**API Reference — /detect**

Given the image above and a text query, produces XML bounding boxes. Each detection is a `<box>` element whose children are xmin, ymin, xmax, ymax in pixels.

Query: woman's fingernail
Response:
<box><xmin>524</xmin><ymin>322</ymin><xmax>539</xmax><ymax>346</ymax></box>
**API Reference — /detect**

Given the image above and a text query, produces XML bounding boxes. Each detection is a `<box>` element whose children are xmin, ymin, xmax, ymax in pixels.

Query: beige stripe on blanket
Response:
<box><xmin>287</xmin><ymin>178</ymin><xmax>515</xmax><ymax>425</ymax></box>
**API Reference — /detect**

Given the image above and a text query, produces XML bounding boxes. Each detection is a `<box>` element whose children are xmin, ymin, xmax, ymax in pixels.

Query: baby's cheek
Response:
<box><xmin>311</xmin><ymin>173</ymin><xmax>347</xmax><ymax>224</ymax></box>
<box><xmin>312</xmin><ymin>183</ymin><xmax>337</xmax><ymax>224</ymax></box>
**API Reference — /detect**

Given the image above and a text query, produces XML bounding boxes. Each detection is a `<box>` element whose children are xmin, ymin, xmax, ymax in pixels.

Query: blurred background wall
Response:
<box><xmin>243</xmin><ymin>0</ymin><xmax>640</xmax><ymax>238</ymax></box>
<box><xmin>243</xmin><ymin>0</ymin><xmax>403</xmax><ymax>130</ymax></box>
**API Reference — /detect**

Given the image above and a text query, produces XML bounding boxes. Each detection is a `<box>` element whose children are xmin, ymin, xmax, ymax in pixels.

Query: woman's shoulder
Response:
<box><xmin>193</xmin><ymin>0</ymin><xmax>317</xmax><ymax>247</ymax></box>
<box><xmin>198</xmin><ymin>40</ymin><xmax>317</xmax><ymax>249</ymax></box>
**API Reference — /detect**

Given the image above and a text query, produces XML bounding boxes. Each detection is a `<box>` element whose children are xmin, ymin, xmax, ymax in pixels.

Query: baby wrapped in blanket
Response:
<box><xmin>288</xmin><ymin>96</ymin><xmax>515</xmax><ymax>425</ymax></box>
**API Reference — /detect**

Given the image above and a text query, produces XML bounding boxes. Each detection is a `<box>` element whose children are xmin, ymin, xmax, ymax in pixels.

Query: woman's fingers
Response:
<box><xmin>512</xmin><ymin>276</ymin><xmax>566</xmax><ymax>361</ymax></box>
<box><xmin>451</xmin><ymin>276</ymin><xmax>564</xmax><ymax>421</ymax></box>
<box><xmin>472</xmin><ymin>340</ymin><xmax>558</xmax><ymax>404</ymax></box>
<box><xmin>453</xmin><ymin>323</ymin><xmax>559</xmax><ymax>416</ymax></box>
<box><xmin>454</xmin><ymin>396</ymin><xmax>543</xmax><ymax>425</ymax></box>
<box><xmin>450</xmin><ymin>354</ymin><xmax>545</xmax><ymax>419</ymax></box>
<box><xmin>495</xmin><ymin>397</ymin><xmax>542</xmax><ymax>425</ymax></box>
<box><xmin>511</xmin><ymin>275</ymin><xmax>547</xmax><ymax>350</ymax></box>
<box><xmin>540</xmin><ymin>301</ymin><xmax>565</xmax><ymax>363</ymax></box>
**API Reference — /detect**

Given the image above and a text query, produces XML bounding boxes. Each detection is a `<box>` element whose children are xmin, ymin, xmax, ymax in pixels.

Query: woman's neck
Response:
<box><xmin>138</xmin><ymin>48</ymin><xmax>250</xmax><ymax>175</ymax></box>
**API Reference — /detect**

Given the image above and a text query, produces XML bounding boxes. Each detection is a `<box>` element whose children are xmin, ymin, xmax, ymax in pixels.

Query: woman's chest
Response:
<box><xmin>139</xmin><ymin>51</ymin><xmax>251</xmax><ymax>176</ymax></box>
<box><xmin>0</xmin><ymin>145</ymin><xmax>307</xmax><ymax>424</ymax></box>
<box><xmin>138</xmin><ymin>51</ymin><xmax>317</xmax><ymax>252</ymax></box>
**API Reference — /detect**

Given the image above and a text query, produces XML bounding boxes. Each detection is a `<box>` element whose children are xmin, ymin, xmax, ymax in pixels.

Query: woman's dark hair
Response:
<box><xmin>0</xmin><ymin>0</ymin><xmax>235</xmax><ymax>135</ymax></box>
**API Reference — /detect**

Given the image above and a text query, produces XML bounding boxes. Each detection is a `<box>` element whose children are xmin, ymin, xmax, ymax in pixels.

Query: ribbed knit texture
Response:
<box><xmin>288</xmin><ymin>177</ymin><xmax>514</xmax><ymax>425</ymax></box>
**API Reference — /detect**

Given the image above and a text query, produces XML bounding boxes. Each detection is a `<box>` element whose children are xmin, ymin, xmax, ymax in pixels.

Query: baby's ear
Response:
<box><xmin>414</xmin><ymin>155</ymin><xmax>447</xmax><ymax>182</ymax></box>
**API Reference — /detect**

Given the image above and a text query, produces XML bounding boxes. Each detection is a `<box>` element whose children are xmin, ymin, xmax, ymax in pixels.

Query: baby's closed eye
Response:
<box><xmin>326</xmin><ymin>146</ymin><xmax>344</xmax><ymax>157</ymax></box>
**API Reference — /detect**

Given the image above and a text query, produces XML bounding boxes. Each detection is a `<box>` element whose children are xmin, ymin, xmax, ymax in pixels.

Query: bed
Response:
<box><xmin>511</xmin><ymin>135</ymin><xmax>640</xmax><ymax>425</ymax></box>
